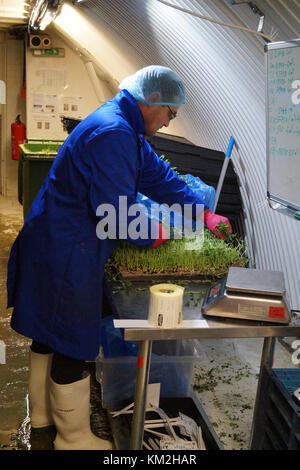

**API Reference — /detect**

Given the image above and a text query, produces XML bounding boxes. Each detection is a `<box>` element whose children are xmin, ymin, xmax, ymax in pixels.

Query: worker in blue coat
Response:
<box><xmin>7</xmin><ymin>65</ymin><xmax>231</xmax><ymax>450</ymax></box>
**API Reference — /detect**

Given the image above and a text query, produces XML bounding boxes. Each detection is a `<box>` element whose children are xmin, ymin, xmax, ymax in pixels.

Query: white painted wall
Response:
<box><xmin>0</xmin><ymin>34</ymin><xmax>26</xmax><ymax>197</ymax></box>
<box><xmin>53</xmin><ymin>2</ymin><xmax>186</xmax><ymax>139</ymax></box>
<box><xmin>25</xmin><ymin>27</ymin><xmax>113</xmax><ymax>141</ymax></box>
<box><xmin>0</xmin><ymin>32</ymin><xmax>5</xmax><ymax>195</ymax></box>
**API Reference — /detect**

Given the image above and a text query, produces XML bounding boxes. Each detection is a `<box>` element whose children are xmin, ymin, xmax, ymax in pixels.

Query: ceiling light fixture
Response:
<box><xmin>28</xmin><ymin>0</ymin><xmax>64</xmax><ymax>33</ymax></box>
<box><xmin>39</xmin><ymin>6</ymin><xmax>57</xmax><ymax>30</ymax></box>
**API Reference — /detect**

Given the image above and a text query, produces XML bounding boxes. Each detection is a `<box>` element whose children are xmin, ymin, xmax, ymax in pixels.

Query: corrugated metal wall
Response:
<box><xmin>58</xmin><ymin>0</ymin><xmax>300</xmax><ymax>310</ymax></box>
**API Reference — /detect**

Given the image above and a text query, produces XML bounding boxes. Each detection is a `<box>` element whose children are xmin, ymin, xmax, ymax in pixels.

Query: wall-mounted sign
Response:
<box><xmin>0</xmin><ymin>80</ymin><xmax>6</xmax><ymax>104</ymax></box>
<box><xmin>33</xmin><ymin>48</ymin><xmax>65</xmax><ymax>57</ymax></box>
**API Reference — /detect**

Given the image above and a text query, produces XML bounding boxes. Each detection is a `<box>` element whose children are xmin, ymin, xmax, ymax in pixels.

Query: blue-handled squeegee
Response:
<box><xmin>213</xmin><ymin>136</ymin><xmax>235</xmax><ymax>213</ymax></box>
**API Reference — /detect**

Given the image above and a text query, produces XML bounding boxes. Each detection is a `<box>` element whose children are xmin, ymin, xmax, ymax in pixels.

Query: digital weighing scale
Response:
<box><xmin>202</xmin><ymin>267</ymin><xmax>290</xmax><ymax>324</ymax></box>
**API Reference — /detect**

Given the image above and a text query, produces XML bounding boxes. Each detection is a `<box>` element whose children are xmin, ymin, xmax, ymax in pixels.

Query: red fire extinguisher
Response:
<box><xmin>11</xmin><ymin>115</ymin><xmax>26</xmax><ymax>160</ymax></box>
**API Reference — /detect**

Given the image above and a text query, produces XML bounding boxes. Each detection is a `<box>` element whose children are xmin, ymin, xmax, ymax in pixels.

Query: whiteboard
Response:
<box><xmin>265</xmin><ymin>39</ymin><xmax>300</xmax><ymax>211</ymax></box>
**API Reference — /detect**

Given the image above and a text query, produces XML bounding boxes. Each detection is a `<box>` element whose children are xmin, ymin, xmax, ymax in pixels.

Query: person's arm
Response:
<box><xmin>139</xmin><ymin>139</ymin><xmax>205</xmax><ymax>212</ymax></box>
<box><xmin>139</xmin><ymin>138</ymin><xmax>232</xmax><ymax>239</ymax></box>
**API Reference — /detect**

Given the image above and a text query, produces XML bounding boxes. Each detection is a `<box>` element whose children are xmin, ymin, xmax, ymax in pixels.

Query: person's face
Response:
<box><xmin>141</xmin><ymin>105</ymin><xmax>178</xmax><ymax>137</ymax></box>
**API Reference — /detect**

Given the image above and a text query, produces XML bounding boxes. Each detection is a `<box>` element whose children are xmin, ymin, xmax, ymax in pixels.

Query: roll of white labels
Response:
<box><xmin>148</xmin><ymin>284</ymin><xmax>184</xmax><ymax>328</ymax></box>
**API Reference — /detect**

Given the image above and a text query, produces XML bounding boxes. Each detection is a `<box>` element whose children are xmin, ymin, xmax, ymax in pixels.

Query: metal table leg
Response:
<box><xmin>130</xmin><ymin>340</ymin><xmax>153</xmax><ymax>450</ymax></box>
<box><xmin>249</xmin><ymin>336</ymin><xmax>275</xmax><ymax>448</ymax></box>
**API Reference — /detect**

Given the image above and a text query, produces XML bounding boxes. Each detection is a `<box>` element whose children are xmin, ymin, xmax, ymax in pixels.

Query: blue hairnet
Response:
<box><xmin>119</xmin><ymin>65</ymin><xmax>185</xmax><ymax>106</ymax></box>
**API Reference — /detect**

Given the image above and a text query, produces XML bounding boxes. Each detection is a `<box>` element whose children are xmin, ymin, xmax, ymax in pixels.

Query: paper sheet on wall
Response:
<box><xmin>32</xmin><ymin>116</ymin><xmax>57</xmax><ymax>132</ymax></box>
<box><xmin>35</xmin><ymin>69</ymin><xmax>67</xmax><ymax>91</ymax></box>
<box><xmin>59</xmin><ymin>95</ymin><xmax>84</xmax><ymax>118</ymax></box>
<box><xmin>0</xmin><ymin>80</ymin><xmax>6</xmax><ymax>104</ymax></box>
<box><xmin>32</xmin><ymin>94</ymin><xmax>58</xmax><ymax>114</ymax></box>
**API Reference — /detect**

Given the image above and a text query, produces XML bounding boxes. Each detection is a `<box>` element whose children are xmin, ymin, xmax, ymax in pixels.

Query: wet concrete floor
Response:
<box><xmin>0</xmin><ymin>196</ymin><xmax>29</xmax><ymax>449</ymax></box>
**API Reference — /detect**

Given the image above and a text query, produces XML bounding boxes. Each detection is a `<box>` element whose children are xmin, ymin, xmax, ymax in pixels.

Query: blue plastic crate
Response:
<box><xmin>273</xmin><ymin>368</ymin><xmax>300</xmax><ymax>396</ymax></box>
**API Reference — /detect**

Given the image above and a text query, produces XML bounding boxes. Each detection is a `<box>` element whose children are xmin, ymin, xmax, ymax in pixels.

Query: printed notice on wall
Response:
<box><xmin>59</xmin><ymin>95</ymin><xmax>84</xmax><ymax>118</ymax></box>
<box><xmin>35</xmin><ymin>69</ymin><xmax>67</xmax><ymax>91</ymax></box>
<box><xmin>32</xmin><ymin>115</ymin><xmax>56</xmax><ymax>132</ymax></box>
<box><xmin>32</xmin><ymin>94</ymin><xmax>58</xmax><ymax>114</ymax></box>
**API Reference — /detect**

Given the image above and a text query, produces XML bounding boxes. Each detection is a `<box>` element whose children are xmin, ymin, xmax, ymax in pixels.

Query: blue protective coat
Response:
<box><xmin>7</xmin><ymin>90</ymin><xmax>206</xmax><ymax>360</ymax></box>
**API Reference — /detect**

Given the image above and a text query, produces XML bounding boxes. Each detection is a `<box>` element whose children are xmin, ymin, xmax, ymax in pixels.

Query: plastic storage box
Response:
<box><xmin>251</xmin><ymin>366</ymin><xmax>300</xmax><ymax>450</ymax></box>
<box><xmin>18</xmin><ymin>141</ymin><xmax>62</xmax><ymax>219</ymax></box>
<box><xmin>96</xmin><ymin>340</ymin><xmax>196</xmax><ymax>411</ymax></box>
<box><xmin>273</xmin><ymin>368</ymin><xmax>300</xmax><ymax>396</ymax></box>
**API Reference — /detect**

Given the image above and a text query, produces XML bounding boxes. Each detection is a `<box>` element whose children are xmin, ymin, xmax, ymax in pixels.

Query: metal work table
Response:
<box><xmin>108</xmin><ymin>281</ymin><xmax>300</xmax><ymax>450</ymax></box>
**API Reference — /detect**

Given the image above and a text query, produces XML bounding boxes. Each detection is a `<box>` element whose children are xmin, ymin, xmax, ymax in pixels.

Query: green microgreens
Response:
<box><xmin>105</xmin><ymin>229</ymin><xmax>248</xmax><ymax>280</ymax></box>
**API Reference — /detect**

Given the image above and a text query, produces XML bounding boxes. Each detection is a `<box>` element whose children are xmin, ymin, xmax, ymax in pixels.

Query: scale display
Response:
<box><xmin>205</xmin><ymin>278</ymin><xmax>226</xmax><ymax>306</ymax></box>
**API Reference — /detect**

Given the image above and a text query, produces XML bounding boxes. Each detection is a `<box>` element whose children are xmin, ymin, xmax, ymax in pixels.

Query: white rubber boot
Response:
<box><xmin>49</xmin><ymin>375</ymin><xmax>113</xmax><ymax>450</ymax></box>
<box><xmin>28</xmin><ymin>350</ymin><xmax>54</xmax><ymax>429</ymax></box>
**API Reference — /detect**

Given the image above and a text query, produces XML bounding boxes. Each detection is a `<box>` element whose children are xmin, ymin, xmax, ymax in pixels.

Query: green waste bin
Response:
<box><xmin>18</xmin><ymin>142</ymin><xmax>63</xmax><ymax>219</ymax></box>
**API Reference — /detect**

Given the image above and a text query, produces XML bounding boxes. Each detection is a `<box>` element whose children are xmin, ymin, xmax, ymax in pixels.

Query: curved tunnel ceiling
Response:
<box><xmin>53</xmin><ymin>0</ymin><xmax>300</xmax><ymax>310</ymax></box>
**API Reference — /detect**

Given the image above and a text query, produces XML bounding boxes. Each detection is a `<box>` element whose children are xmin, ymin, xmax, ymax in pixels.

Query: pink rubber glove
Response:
<box><xmin>151</xmin><ymin>223</ymin><xmax>168</xmax><ymax>248</ymax></box>
<box><xmin>204</xmin><ymin>209</ymin><xmax>232</xmax><ymax>240</ymax></box>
